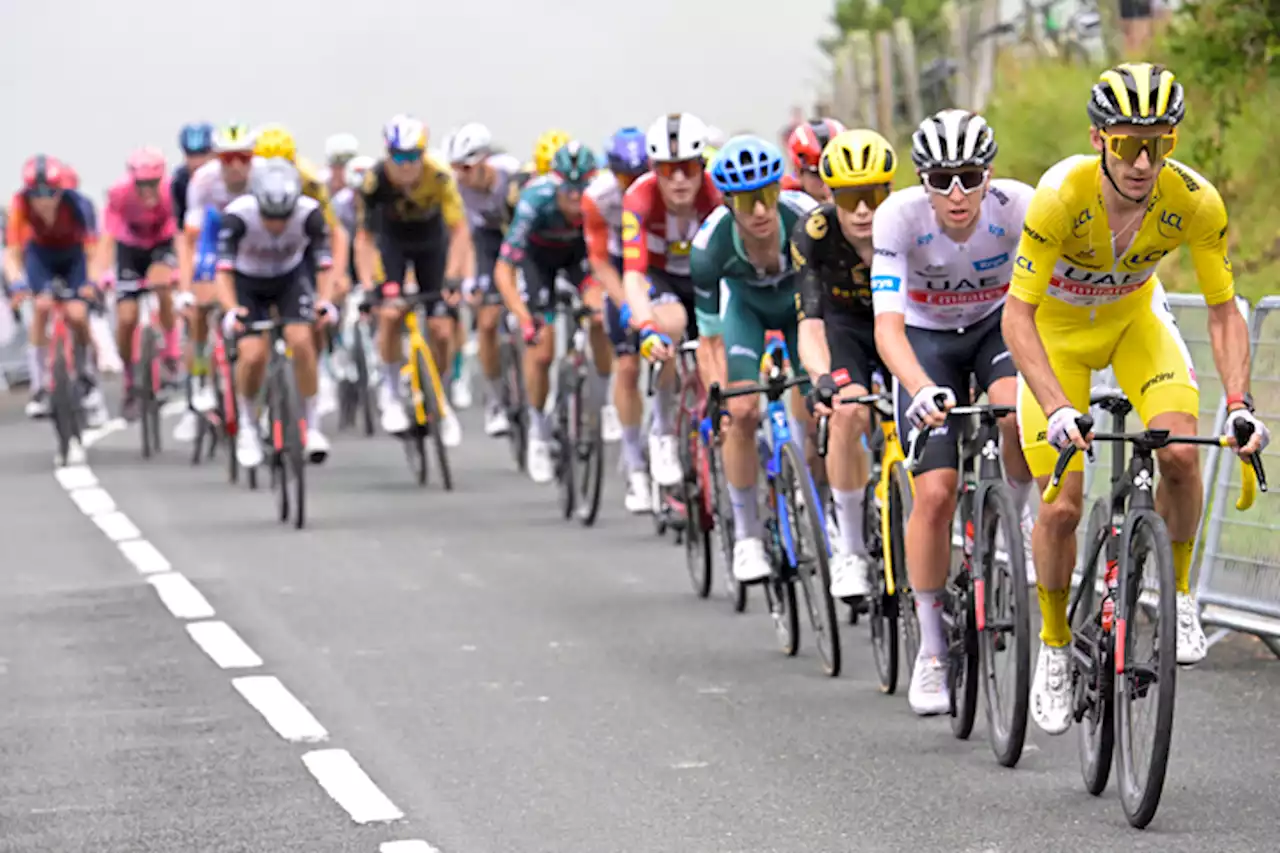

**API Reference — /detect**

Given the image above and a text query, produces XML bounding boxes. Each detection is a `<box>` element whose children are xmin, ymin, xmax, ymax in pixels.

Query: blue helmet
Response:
<box><xmin>710</xmin><ymin>135</ymin><xmax>784</xmax><ymax>194</ymax></box>
<box><xmin>605</xmin><ymin>126</ymin><xmax>648</xmax><ymax>176</ymax></box>
<box><xmin>178</xmin><ymin>122</ymin><xmax>215</xmax><ymax>155</ymax></box>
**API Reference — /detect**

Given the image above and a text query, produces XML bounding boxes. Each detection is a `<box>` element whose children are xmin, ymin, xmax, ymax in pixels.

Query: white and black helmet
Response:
<box><xmin>253</xmin><ymin>158</ymin><xmax>302</xmax><ymax>218</ymax></box>
<box><xmin>325</xmin><ymin>133</ymin><xmax>360</xmax><ymax>165</ymax></box>
<box><xmin>910</xmin><ymin>109</ymin><xmax>998</xmax><ymax>171</ymax></box>
<box><xmin>645</xmin><ymin>112</ymin><xmax>708</xmax><ymax>163</ymax></box>
<box><xmin>446</xmin><ymin>122</ymin><xmax>493</xmax><ymax>165</ymax></box>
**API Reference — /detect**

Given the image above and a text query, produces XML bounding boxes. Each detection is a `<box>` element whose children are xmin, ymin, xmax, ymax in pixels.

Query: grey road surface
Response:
<box><xmin>3</xmin><ymin>397</ymin><xmax>1279</xmax><ymax>853</ymax></box>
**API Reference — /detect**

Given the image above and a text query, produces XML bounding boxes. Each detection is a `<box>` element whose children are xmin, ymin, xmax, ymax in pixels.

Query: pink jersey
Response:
<box><xmin>104</xmin><ymin>177</ymin><xmax>176</xmax><ymax>248</ymax></box>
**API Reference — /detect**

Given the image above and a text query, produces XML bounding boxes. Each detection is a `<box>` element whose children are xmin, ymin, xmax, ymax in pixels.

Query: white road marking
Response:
<box><xmin>54</xmin><ymin>465</ymin><xmax>97</xmax><ymax>489</ymax></box>
<box><xmin>233</xmin><ymin>675</ymin><xmax>329</xmax><ymax>742</ymax></box>
<box><xmin>187</xmin><ymin>621</ymin><xmax>264</xmax><ymax>669</ymax></box>
<box><xmin>91</xmin><ymin>510</ymin><xmax>141</xmax><ymax>542</ymax></box>
<box><xmin>68</xmin><ymin>485</ymin><xmax>115</xmax><ymax>515</ymax></box>
<box><xmin>147</xmin><ymin>572</ymin><xmax>216</xmax><ymax>619</ymax></box>
<box><xmin>302</xmin><ymin>749</ymin><xmax>405</xmax><ymax>824</ymax></box>
<box><xmin>118</xmin><ymin>539</ymin><xmax>171</xmax><ymax>574</ymax></box>
<box><xmin>381</xmin><ymin>842</ymin><xmax>442</xmax><ymax>853</ymax></box>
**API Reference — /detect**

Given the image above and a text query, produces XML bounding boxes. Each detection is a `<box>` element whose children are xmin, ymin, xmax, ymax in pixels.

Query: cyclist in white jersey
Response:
<box><xmin>216</xmin><ymin>159</ymin><xmax>334</xmax><ymax>471</ymax></box>
<box><xmin>446</xmin><ymin>123</ymin><xmax>525</xmax><ymax>435</ymax></box>
<box><xmin>175</xmin><ymin>122</ymin><xmax>257</xmax><ymax>443</ymax></box>
<box><xmin>869</xmin><ymin>110</ymin><xmax>1036</xmax><ymax>716</ymax></box>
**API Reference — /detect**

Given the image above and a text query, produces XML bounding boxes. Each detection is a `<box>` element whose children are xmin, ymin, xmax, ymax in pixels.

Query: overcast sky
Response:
<box><xmin>1</xmin><ymin>0</ymin><xmax>834</xmax><ymax>199</ymax></box>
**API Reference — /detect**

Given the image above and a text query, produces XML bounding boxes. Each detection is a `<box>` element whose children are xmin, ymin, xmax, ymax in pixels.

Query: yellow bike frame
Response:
<box><xmin>875</xmin><ymin>417</ymin><xmax>913</xmax><ymax>597</ymax></box>
<box><xmin>401</xmin><ymin>307</ymin><xmax>449</xmax><ymax>429</ymax></box>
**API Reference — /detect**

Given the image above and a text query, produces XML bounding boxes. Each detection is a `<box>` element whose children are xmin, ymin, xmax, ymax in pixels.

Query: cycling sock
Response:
<box><xmin>1037</xmin><ymin>584</ymin><xmax>1071</xmax><ymax>648</ymax></box>
<box><xmin>451</xmin><ymin>351</ymin><xmax>464</xmax><ymax>382</ymax></box>
<box><xmin>652</xmin><ymin>381</ymin><xmax>674</xmax><ymax>435</ymax></box>
<box><xmin>727</xmin><ymin>483</ymin><xmax>761</xmax><ymax>539</ymax></box>
<box><xmin>621</xmin><ymin>425</ymin><xmax>646</xmax><ymax>472</ymax></box>
<box><xmin>832</xmin><ymin>487</ymin><xmax>865</xmax><ymax>556</ymax></box>
<box><xmin>915</xmin><ymin>589</ymin><xmax>947</xmax><ymax>658</ymax></box>
<box><xmin>1172</xmin><ymin>540</ymin><xmax>1193</xmax><ymax>595</ymax></box>
<box><xmin>304</xmin><ymin>395</ymin><xmax>319</xmax><ymax>430</ymax></box>
<box><xmin>381</xmin><ymin>363</ymin><xmax>401</xmax><ymax>394</ymax></box>
<box><xmin>26</xmin><ymin>344</ymin><xmax>43</xmax><ymax>391</ymax></box>
<box><xmin>237</xmin><ymin>394</ymin><xmax>255</xmax><ymax>424</ymax></box>
<box><xmin>528</xmin><ymin>406</ymin><xmax>549</xmax><ymax>441</ymax></box>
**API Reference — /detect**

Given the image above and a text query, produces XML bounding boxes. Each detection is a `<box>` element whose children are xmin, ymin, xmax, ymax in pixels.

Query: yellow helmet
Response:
<box><xmin>702</xmin><ymin>146</ymin><xmax>719</xmax><ymax>166</ymax></box>
<box><xmin>534</xmin><ymin>129</ymin><xmax>571</xmax><ymax>175</ymax></box>
<box><xmin>819</xmin><ymin>129</ymin><xmax>897</xmax><ymax>189</ymax></box>
<box><xmin>1088</xmin><ymin>62</ymin><xmax>1185</xmax><ymax>128</ymax></box>
<box><xmin>254</xmin><ymin>123</ymin><xmax>298</xmax><ymax>163</ymax></box>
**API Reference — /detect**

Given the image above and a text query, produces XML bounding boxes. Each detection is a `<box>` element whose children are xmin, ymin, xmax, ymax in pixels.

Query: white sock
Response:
<box><xmin>236</xmin><ymin>394</ymin><xmax>255</xmax><ymax>424</ymax></box>
<box><xmin>652</xmin><ymin>380</ymin><xmax>674</xmax><ymax>435</ymax></box>
<box><xmin>915</xmin><ymin>589</ymin><xmax>947</xmax><ymax>658</ymax></box>
<box><xmin>728</xmin><ymin>483</ymin><xmax>760</xmax><ymax>540</ymax></box>
<box><xmin>381</xmin><ymin>362</ymin><xmax>401</xmax><ymax>394</ymax></box>
<box><xmin>26</xmin><ymin>344</ymin><xmax>43</xmax><ymax>391</ymax></box>
<box><xmin>621</xmin><ymin>425</ymin><xmax>646</xmax><ymax>472</ymax></box>
<box><xmin>832</xmin><ymin>487</ymin><xmax>866</xmax><ymax>556</ymax></box>
<box><xmin>304</xmin><ymin>395</ymin><xmax>319</xmax><ymax>430</ymax></box>
<box><xmin>528</xmin><ymin>406</ymin><xmax>549</xmax><ymax>440</ymax></box>
<box><xmin>485</xmin><ymin>375</ymin><xmax>504</xmax><ymax>406</ymax></box>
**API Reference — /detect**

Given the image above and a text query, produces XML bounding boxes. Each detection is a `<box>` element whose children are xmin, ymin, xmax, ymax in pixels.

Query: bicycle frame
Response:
<box><xmin>403</xmin><ymin>303</ymin><xmax>448</xmax><ymax>429</ymax></box>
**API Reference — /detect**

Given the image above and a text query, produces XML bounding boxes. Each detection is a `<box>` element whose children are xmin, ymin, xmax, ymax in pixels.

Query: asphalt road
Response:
<box><xmin>3</xmin><ymin>385</ymin><xmax>1279</xmax><ymax>853</ymax></box>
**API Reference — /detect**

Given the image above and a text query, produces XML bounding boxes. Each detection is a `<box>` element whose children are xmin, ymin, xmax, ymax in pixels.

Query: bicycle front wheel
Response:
<box><xmin>1076</xmin><ymin>498</ymin><xmax>1115</xmax><ymax>796</ymax></box>
<box><xmin>1115</xmin><ymin>508</ymin><xmax>1177</xmax><ymax>829</ymax></box>
<box><xmin>682</xmin><ymin>412</ymin><xmax>712</xmax><ymax>598</ymax></box>
<box><xmin>555</xmin><ymin>370</ymin><xmax>577</xmax><ymax>520</ymax></box>
<box><xmin>780</xmin><ymin>440</ymin><xmax>841</xmax><ymax>677</ymax></box>
<box><xmin>865</xmin><ymin>478</ymin><xmax>899</xmax><ymax>694</ymax></box>
<box><xmin>707</xmin><ymin>443</ymin><xmax>746</xmax><ymax>612</ymax></box>
<box><xmin>977</xmin><ymin>485</ymin><xmax>1031</xmax><ymax>767</ymax></box>
<box><xmin>576</xmin><ymin>380</ymin><xmax>604</xmax><ymax>527</ymax></box>
<box><xmin>420</xmin><ymin>350</ymin><xmax>453</xmax><ymax>492</ymax></box>
<box><xmin>138</xmin><ymin>326</ymin><xmax>161</xmax><ymax>459</ymax></box>
<box><xmin>502</xmin><ymin>335</ymin><xmax>528</xmax><ymax>471</ymax></box>
<box><xmin>888</xmin><ymin>461</ymin><xmax>919</xmax><ymax>677</ymax></box>
<box><xmin>273</xmin><ymin>360</ymin><xmax>307</xmax><ymax>530</ymax></box>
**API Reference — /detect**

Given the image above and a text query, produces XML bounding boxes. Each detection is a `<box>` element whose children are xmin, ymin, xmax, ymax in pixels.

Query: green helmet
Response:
<box><xmin>551</xmin><ymin>140</ymin><xmax>598</xmax><ymax>185</ymax></box>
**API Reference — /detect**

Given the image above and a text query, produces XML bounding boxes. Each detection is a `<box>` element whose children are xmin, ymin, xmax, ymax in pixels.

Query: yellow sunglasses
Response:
<box><xmin>727</xmin><ymin>183</ymin><xmax>781</xmax><ymax>214</ymax></box>
<box><xmin>1102</xmin><ymin>131</ymin><xmax>1177</xmax><ymax>165</ymax></box>
<box><xmin>833</xmin><ymin>184</ymin><xmax>891</xmax><ymax>212</ymax></box>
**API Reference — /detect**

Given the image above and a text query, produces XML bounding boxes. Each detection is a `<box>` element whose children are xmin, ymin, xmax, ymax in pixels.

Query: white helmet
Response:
<box><xmin>345</xmin><ymin>155</ymin><xmax>376</xmax><ymax>190</ymax></box>
<box><xmin>645</xmin><ymin>113</ymin><xmax>708</xmax><ymax>163</ymax></box>
<box><xmin>325</xmin><ymin>133</ymin><xmax>360</xmax><ymax>164</ymax></box>
<box><xmin>705</xmin><ymin>124</ymin><xmax>728</xmax><ymax>149</ymax></box>
<box><xmin>446</xmin><ymin>122</ymin><xmax>492</xmax><ymax>165</ymax></box>
<box><xmin>910</xmin><ymin>109</ymin><xmax>997</xmax><ymax>171</ymax></box>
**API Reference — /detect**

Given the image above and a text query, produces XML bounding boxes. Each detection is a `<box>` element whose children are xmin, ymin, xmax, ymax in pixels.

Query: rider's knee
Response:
<box><xmin>1156</xmin><ymin>443</ymin><xmax>1199</xmax><ymax>484</ymax></box>
<box><xmin>615</xmin><ymin>355</ymin><xmax>640</xmax><ymax>385</ymax></box>
<box><xmin>727</xmin><ymin>395</ymin><xmax>759</xmax><ymax>433</ymax></box>
<box><xmin>477</xmin><ymin>306</ymin><xmax>501</xmax><ymax>333</ymax></box>
<box><xmin>1039</xmin><ymin>487</ymin><xmax>1084</xmax><ymax>534</ymax></box>
<box><xmin>832</xmin><ymin>400</ymin><xmax>870</xmax><ymax>438</ymax></box>
<box><xmin>913</xmin><ymin>472</ymin><xmax>957</xmax><ymax>522</ymax></box>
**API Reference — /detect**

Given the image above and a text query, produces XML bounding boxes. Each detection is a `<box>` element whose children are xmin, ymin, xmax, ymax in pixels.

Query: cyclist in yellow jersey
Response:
<box><xmin>1003</xmin><ymin>62</ymin><xmax>1270</xmax><ymax>735</ymax></box>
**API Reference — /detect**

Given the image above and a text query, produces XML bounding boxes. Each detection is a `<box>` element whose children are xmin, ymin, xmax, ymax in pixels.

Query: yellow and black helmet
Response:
<box><xmin>1087</xmin><ymin>62</ymin><xmax>1185</xmax><ymax>128</ymax></box>
<box><xmin>819</xmin><ymin>129</ymin><xmax>897</xmax><ymax>189</ymax></box>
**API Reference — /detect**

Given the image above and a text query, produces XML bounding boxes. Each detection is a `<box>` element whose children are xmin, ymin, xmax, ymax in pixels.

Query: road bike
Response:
<box><xmin>128</xmin><ymin>281</ymin><xmax>172</xmax><ymax>460</ymax></box>
<box><xmin>904</xmin><ymin>402</ymin><xmax>1031</xmax><ymax>767</ymax></box>
<box><xmin>498</xmin><ymin>309</ymin><xmax>529</xmax><ymax>473</ymax></box>
<box><xmin>1044</xmin><ymin>388</ymin><xmax>1267</xmax><ymax>828</ymax></box>
<box><xmin>191</xmin><ymin>303</ymin><xmax>241</xmax><ymax>487</ymax></box>
<box><xmin>386</xmin><ymin>287</ymin><xmax>453</xmax><ymax>490</ymax></box>
<box><xmin>43</xmin><ymin>288</ymin><xmax>90</xmax><ymax>467</ymax></box>
<box><xmin>707</xmin><ymin>340</ymin><xmax>840</xmax><ymax>676</ymax></box>
<box><xmin>240</xmin><ymin>315</ymin><xmax>307</xmax><ymax>529</ymax></box>
<box><xmin>547</xmin><ymin>285</ymin><xmax>604</xmax><ymax>526</ymax></box>
<box><xmin>335</xmin><ymin>289</ymin><xmax>377</xmax><ymax>437</ymax></box>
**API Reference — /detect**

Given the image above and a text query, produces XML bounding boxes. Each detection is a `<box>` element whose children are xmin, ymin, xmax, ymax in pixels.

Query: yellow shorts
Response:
<box><xmin>1017</xmin><ymin>282</ymin><xmax>1199</xmax><ymax>478</ymax></box>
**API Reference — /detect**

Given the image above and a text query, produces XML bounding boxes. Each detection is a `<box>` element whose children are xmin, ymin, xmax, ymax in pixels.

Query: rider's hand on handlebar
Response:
<box><xmin>807</xmin><ymin>372</ymin><xmax>839</xmax><ymax>417</ymax></box>
<box><xmin>906</xmin><ymin>384</ymin><xmax>955</xmax><ymax>429</ymax></box>
<box><xmin>1225</xmin><ymin>407</ymin><xmax>1270</xmax><ymax>456</ymax></box>
<box><xmin>1047</xmin><ymin>405</ymin><xmax>1090</xmax><ymax>452</ymax></box>
<box><xmin>221</xmin><ymin>306</ymin><xmax>248</xmax><ymax>339</ymax></box>
<box><xmin>638</xmin><ymin>321</ymin><xmax>672</xmax><ymax>362</ymax></box>
<box><xmin>520</xmin><ymin>314</ymin><xmax>540</xmax><ymax>345</ymax></box>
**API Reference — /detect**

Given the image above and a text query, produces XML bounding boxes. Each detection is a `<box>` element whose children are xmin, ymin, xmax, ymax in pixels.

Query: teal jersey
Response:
<box><xmin>690</xmin><ymin>190</ymin><xmax>816</xmax><ymax>290</ymax></box>
<box><xmin>499</xmin><ymin>179</ymin><xmax>584</xmax><ymax>263</ymax></box>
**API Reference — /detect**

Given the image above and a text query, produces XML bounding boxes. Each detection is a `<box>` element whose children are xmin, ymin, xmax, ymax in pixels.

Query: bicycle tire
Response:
<box><xmin>502</xmin><ymin>336</ymin><xmax>528</xmax><ymax>471</ymax></box>
<box><xmin>976</xmin><ymin>485</ymin><xmax>1031</xmax><ymax>767</ymax></box>
<box><xmin>1115</xmin><ymin>509</ymin><xmax>1177</xmax><ymax>829</ymax></box>
<box><xmin>950</xmin><ymin>560</ymin><xmax>980</xmax><ymax>740</ymax></box>
<box><xmin>682</xmin><ymin>413</ymin><xmax>713</xmax><ymax>598</ymax></box>
<box><xmin>268</xmin><ymin>377</ymin><xmax>289</xmax><ymax>523</ymax></box>
<box><xmin>352</xmin><ymin>321</ymin><xmax>376</xmax><ymax>437</ymax></box>
<box><xmin>781</xmin><ymin>440</ymin><xmax>841</xmax><ymax>677</ymax></box>
<box><xmin>407</xmin><ymin>356</ymin><xmax>429</xmax><ymax>486</ymax></box>
<box><xmin>764</xmin><ymin>480</ymin><xmax>800</xmax><ymax>657</ymax></box>
<box><xmin>577</xmin><ymin>385</ymin><xmax>604</xmax><ymax>526</ymax></box>
<box><xmin>1076</xmin><ymin>498</ymin><xmax>1114</xmax><ymax>795</ymax></box>
<box><xmin>706</xmin><ymin>442</ymin><xmax>746</xmax><ymax>612</ymax></box>
<box><xmin>215</xmin><ymin>334</ymin><xmax>239</xmax><ymax>485</ymax></box>
<box><xmin>274</xmin><ymin>358</ymin><xmax>307</xmax><ymax>529</ymax></box>
<box><xmin>420</xmin><ymin>349</ymin><xmax>453</xmax><ymax>492</ymax></box>
<box><xmin>889</xmin><ymin>461</ymin><xmax>919</xmax><ymax>677</ymax></box>
<box><xmin>865</xmin><ymin>478</ymin><xmax>899</xmax><ymax>694</ymax></box>
<box><xmin>139</xmin><ymin>327</ymin><xmax>159</xmax><ymax>459</ymax></box>
<box><xmin>555</xmin><ymin>368</ymin><xmax>576</xmax><ymax>519</ymax></box>
<box><xmin>51</xmin><ymin>344</ymin><xmax>77</xmax><ymax>464</ymax></box>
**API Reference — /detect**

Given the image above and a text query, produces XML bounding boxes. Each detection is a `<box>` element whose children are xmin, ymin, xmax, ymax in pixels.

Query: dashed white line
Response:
<box><xmin>147</xmin><ymin>572</ymin><xmax>216</xmax><ymax>619</ymax></box>
<box><xmin>54</xmin><ymin>465</ymin><xmax>97</xmax><ymax>490</ymax></box>
<box><xmin>381</xmin><ymin>842</ymin><xmax>442</xmax><ymax>853</ymax></box>
<box><xmin>187</xmin><ymin>620</ymin><xmax>264</xmax><ymax>669</ymax></box>
<box><xmin>233</xmin><ymin>675</ymin><xmax>329</xmax><ymax>743</ymax></box>
<box><xmin>92</xmin><ymin>510</ymin><xmax>141</xmax><ymax>542</ymax></box>
<box><xmin>302</xmin><ymin>749</ymin><xmax>405</xmax><ymax>824</ymax></box>
<box><xmin>118</xmin><ymin>538</ymin><xmax>171</xmax><ymax>574</ymax></box>
<box><xmin>68</xmin><ymin>485</ymin><xmax>116</xmax><ymax>515</ymax></box>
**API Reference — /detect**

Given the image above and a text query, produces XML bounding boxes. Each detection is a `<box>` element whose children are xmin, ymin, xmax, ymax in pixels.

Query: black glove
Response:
<box><xmin>806</xmin><ymin>372</ymin><xmax>839</xmax><ymax>415</ymax></box>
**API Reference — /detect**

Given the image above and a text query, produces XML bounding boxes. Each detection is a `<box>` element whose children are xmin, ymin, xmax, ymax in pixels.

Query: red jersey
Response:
<box><xmin>781</xmin><ymin>174</ymin><xmax>803</xmax><ymax>192</ymax></box>
<box><xmin>6</xmin><ymin>191</ymin><xmax>96</xmax><ymax>250</ymax></box>
<box><xmin>621</xmin><ymin>171</ymin><xmax>721</xmax><ymax>277</ymax></box>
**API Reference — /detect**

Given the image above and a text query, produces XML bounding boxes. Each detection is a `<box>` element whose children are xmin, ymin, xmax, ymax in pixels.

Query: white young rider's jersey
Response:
<box><xmin>584</xmin><ymin>170</ymin><xmax>624</xmax><ymax>258</ymax></box>
<box><xmin>870</xmin><ymin>180</ymin><xmax>1034</xmax><ymax>331</ymax></box>
<box><xmin>215</xmin><ymin>194</ymin><xmax>331</xmax><ymax>278</ymax></box>
<box><xmin>184</xmin><ymin>158</ymin><xmax>248</xmax><ymax>230</ymax></box>
<box><xmin>458</xmin><ymin>153</ymin><xmax>522</xmax><ymax>231</ymax></box>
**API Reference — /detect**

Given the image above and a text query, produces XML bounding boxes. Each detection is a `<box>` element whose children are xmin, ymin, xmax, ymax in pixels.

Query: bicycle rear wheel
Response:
<box><xmin>707</xmin><ymin>443</ymin><xmax>746</xmax><ymax>611</ymax></box>
<box><xmin>1115</xmin><ymin>509</ymin><xmax>1177</xmax><ymax>829</ymax></box>
<box><xmin>1074</xmin><ymin>498</ymin><xmax>1115</xmax><ymax>795</ymax></box>
<box><xmin>681</xmin><ymin>410</ymin><xmax>712</xmax><ymax>598</ymax></box>
<box><xmin>419</xmin><ymin>350</ymin><xmax>452</xmax><ymax>491</ymax></box>
<box><xmin>763</xmin><ymin>480</ymin><xmax>799</xmax><ymax>657</ymax></box>
<box><xmin>888</xmin><ymin>461</ymin><xmax>919</xmax><ymax>677</ymax></box>
<box><xmin>977</xmin><ymin>485</ymin><xmax>1031</xmax><ymax>766</ymax></box>
<box><xmin>865</xmin><ymin>478</ymin><xmax>899</xmax><ymax>694</ymax></box>
<box><xmin>948</xmin><ymin>559</ymin><xmax>980</xmax><ymax>739</ymax></box>
<box><xmin>780</xmin><ymin>441</ymin><xmax>841</xmax><ymax>677</ymax></box>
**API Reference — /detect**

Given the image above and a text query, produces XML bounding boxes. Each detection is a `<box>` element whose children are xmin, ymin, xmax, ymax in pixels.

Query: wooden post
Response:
<box><xmin>875</xmin><ymin>30</ymin><xmax>895</xmax><ymax>135</ymax></box>
<box><xmin>941</xmin><ymin>1</ymin><xmax>970</xmax><ymax>109</ymax></box>
<box><xmin>892</xmin><ymin>18</ymin><xmax>923</xmax><ymax>126</ymax></box>
<box><xmin>849</xmin><ymin>30</ymin><xmax>877</xmax><ymax>131</ymax></box>
<box><xmin>970</xmin><ymin>0</ymin><xmax>1000</xmax><ymax>111</ymax></box>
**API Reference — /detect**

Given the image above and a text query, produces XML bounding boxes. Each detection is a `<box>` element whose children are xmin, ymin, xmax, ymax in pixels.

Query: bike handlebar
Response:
<box><xmin>901</xmin><ymin>402</ymin><xmax>1017</xmax><ymax>472</ymax></box>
